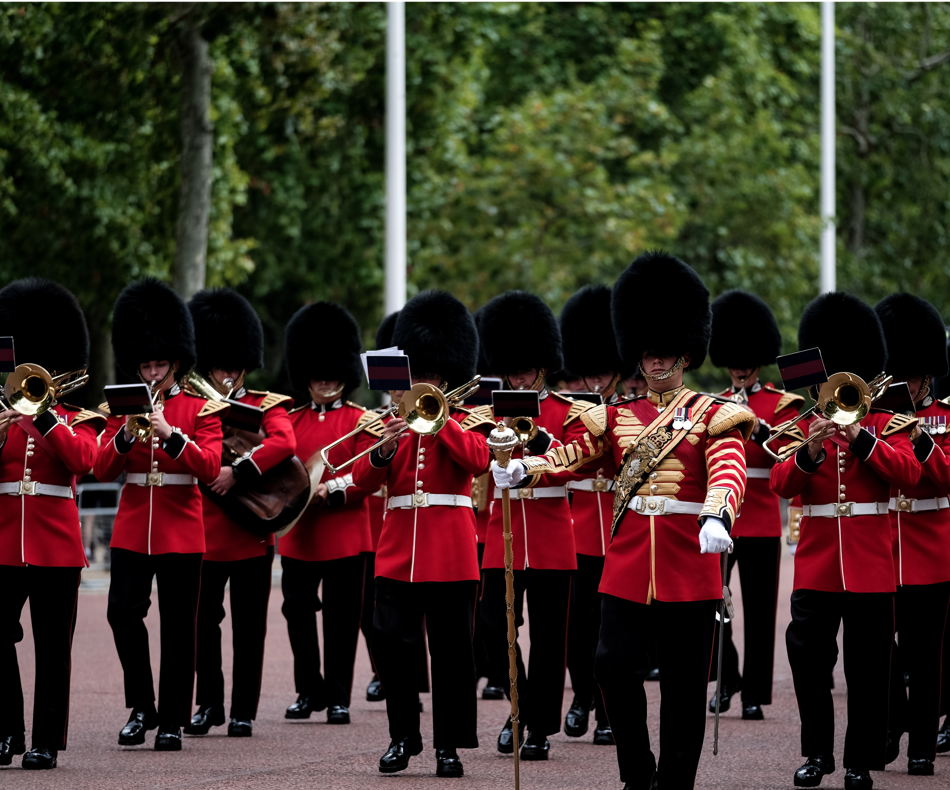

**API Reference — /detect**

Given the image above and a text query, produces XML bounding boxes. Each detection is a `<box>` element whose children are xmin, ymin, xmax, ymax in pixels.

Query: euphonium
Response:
<box><xmin>182</xmin><ymin>370</ymin><xmax>234</xmax><ymax>402</ymax></box>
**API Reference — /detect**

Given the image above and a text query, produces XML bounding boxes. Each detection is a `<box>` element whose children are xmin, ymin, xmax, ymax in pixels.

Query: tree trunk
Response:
<box><xmin>85</xmin><ymin>323</ymin><xmax>115</xmax><ymax>410</ymax></box>
<box><xmin>172</xmin><ymin>10</ymin><xmax>213</xmax><ymax>301</ymax></box>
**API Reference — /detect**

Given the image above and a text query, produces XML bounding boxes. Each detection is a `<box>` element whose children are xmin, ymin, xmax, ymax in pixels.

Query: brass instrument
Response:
<box><xmin>763</xmin><ymin>371</ymin><xmax>893</xmax><ymax>463</ymax></box>
<box><xmin>2</xmin><ymin>363</ymin><xmax>88</xmax><ymax>418</ymax></box>
<box><xmin>321</xmin><ymin>376</ymin><xmax>482</xmax><ymax>474</ymax></box>
<box><xmin>126</xmin><ymin>380</ymin><xmax>164</xmax><ymax>443</ymax></box>
<box><xmin>182</xmin><ymin>369</ymin><xmax>235</xmax><ymax>401</ymax></box>
<box><xmin>510</xmin><ymin>416</ymin><xmax>538</xmax><ymax>444</ymax></box>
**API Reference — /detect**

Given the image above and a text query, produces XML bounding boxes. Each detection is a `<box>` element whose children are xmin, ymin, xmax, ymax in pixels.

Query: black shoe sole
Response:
<box><xmin>327</xmin><ymin>717</ymin><xmax>350</xmax><ymax>725</ymax></box>
<box><xmin>118</xmin><ymin>733</ymin><xmax>147</xmax><ymax>746</ymax></box>
<box><xmin>366</xmin><ymin>693</ymin><xmax>386</xmax><ymax>702</ymax></box>
<box><xmin>564</xmin><ymin>725</ymin><xmax>589</xmax><ymax>737</ymax></box>
<box><xmin>794</xmin><ymin>772</ymin><xmax>832</xmax><ymax>788</ymax></box>
<box><xmin>742</xmin><ymin>710</ymin><xmax>765</xmax><ymax>721</ymax></box>
<box><xmin>436</xmin><ymin>766</ymin><xmax>464</xmax><ymax>777</ymax></box>
<box><xmin>593</xmin><ymin>732</ymin><xmax>615</xmax><ymax>746</ymax></box>
<box><xmin>284</xmin><ymin>711</ymin><xmax>312</xmax><ymax>720</ymax></box>
<box><xmin>227</xmin><ymin>728</ymin><xmax>252</xmax><ymax>738</ymax></box>
<box><xmin>379</xmin><ymin>760</ymin><xmax>409</xmax><ymax>774</ymax></box>
<box><xmin>0</xmin><ymin>745</ymin><xmax>26</xmax><ymax>767</ymax></box>
<box><xmin>908</xmin><ymin>765</ymin><xmax>934</xmax><ymax>776</ymax></box>
<box><xmin>22</xmin><ymin>757</ymin><xmax>57</xmax><ymax>770</ymax></box>
<box><xmin>154</xmin><ymin>741</ymin><xmax>182</xmax><ymax>752</ymax></box>
<box><xmin>520</xmin><ymin>750</ymin><xmax>549</xmax><ymax>761</ymax></box>
<box><xmin>482</xmin><ymin>688</ymin><xmax>505</xmax><ymax>700</ymax></box>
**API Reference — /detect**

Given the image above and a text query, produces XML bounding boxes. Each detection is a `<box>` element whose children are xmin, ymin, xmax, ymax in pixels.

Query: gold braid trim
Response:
<box><xmin>198</xmin><ymin>400</ymin><xmax>229</xmax><ymax>417</ymax></box>
<box><xmin>773</xmin><ymin>390</ymin><xmax>805</xmax><ymax>413</ymax></box>
<box><xmin>357</xmin><ymin>409</ymin><xmax>384</xmax><ymax>438</ymax></box>
<box><xmin>707</xmin><ymin>402</ymin><xmax>756</xmax><ymax>441</ymax></box>
<box><xmin>70</xmin><ymin>409</ymin><xmax>107</xmax><ymax>431</ymax></box>
<box><xmin>564</xmin><ymin>398</ymin><xmax>595</xmax><ymax>426</ymax></box>
<box><xmin>97</xmin><ymin>401</ymin><xmax>112</xmax><ymax>416</ymax></box>
<box><xmin>882</xmin><ymin>412</ymin><xmax>918</xmax><ymax>437</ymax></box>
<box><xmin>580</xmin><ymin>403</ymin><xmax>609</xmax><ymax>437</ymax></box>
<box><xmin>457</xmin><ymin>407</ymin><xmax>496</xmax><ymax>433</ymax></box>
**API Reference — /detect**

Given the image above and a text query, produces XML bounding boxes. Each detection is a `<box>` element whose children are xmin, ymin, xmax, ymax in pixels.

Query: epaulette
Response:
<box><xmin>247</xmin><ymin>390</ymin><xmax>293</xmax><ymax>411</ymax></box>
<box><xmin>357</xmin><ymin>408</ymin><xmax>384</xmax><ymax>439</ymax></box>
<box><xmin>549</xmin><ymin>391</ymin><xmax>576</xmax><ymax>407</ymax></box>
<box><xmin>564</xmin><ymin>398</ymin><xmax>595</xmax><ymax>426</ymax></box>
<box><xmin>784</xmin><ymin>424</ymin><xmax>807</xmax><ymax>443</ymax></box>
<box><xmin>97</xmin><ymin>401</ymin><xmax>112</xmax><ymax>416</ymax></box>
<box><xmin>707</xmin><ymin>401</ymin><xmax>756</xmax><ymax>441</ymax></box>
<box><xmin>882</xmin><ymin>412</ymin><xmax>918</xmax><ymax>437</ymax></box>
<box><xmin>198</xmin><ymin>400</ymin><xmax>230</xmax><ymax>418</ymax></box>
<box><xmin>580</xmin><ymin>403</ymin><xmax>609</xmax><ymax>437</ymax></box>
<box><xmin>770</xmin><ymin>387</ymin><xmax>805</xmax><ymax>414</ymax></box>
<box><xmin>457</xmin><ymin>406</ymin><xmax>496</xmax><ymax>433</ymax></box>
<box><xmin>69</xmin><ymin>408</ymin><xmax>108</xmax><ymax>431</ymax></box>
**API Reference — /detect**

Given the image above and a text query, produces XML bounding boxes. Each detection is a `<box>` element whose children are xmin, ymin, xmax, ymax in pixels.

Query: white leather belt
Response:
<box><xmin>568</xmin><ymin>479</ymin><xmax>616</xmax><ymax>493</ymax></box>
<box><xmin>889</xmin><ymin>496</ymin><xmax>950</xmax><ymax>514</ymax></box>
<box><xmin>127</xmin><ymin>473</ymin><xmax>198</xmax><ymax>487</ymax></box>
<box><xmin>627</xmin><ymin>495</ymin><xmax>703</xmax><ymax>516</ymax></box>
<box><xmin>0</xmin><ymin>481</ymin><xmax>74</xmax><ymax>499</ymax></box>
<box><xmin>494</xmin><ymin>486</ymin><xmax>567</xmax><ymax>500</ymax></box>
<box><xmin>746</xmin><ymin>468</ymin><xmax>771</xmax><ymax>479</ymax></box>
<box><xmin>803</xmin><ymin>502</ymin><xmax>889</xmax><ymax>518</ymax></box>
<box><xmin>389</xmin><ymin>493</ymin><xmax>473</xmax><ymax>510</ymax></box>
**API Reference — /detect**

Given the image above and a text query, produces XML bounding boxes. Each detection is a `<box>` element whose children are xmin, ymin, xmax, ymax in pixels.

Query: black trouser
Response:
<box><xmin>481</xmin><ymin>567</ymin><xmax>572</xmax><ymax>736</ymax></box>
<box><xmin>567</xmin><ymin>554</ymin><xmax>607</xmax><ymax>724</ymax></box>
<box><xmin>595</xmin><ymin>594</ymin><xmax>716</xmax><ymax>790</ymax></box>
<box><xmin>194</xmin><ymin>548</ymin><xmax>274</xmax><ymax>720</ymax></box>
<box><xmin>373</xmin><ymin>577</ymin><xmax>477</xmax><ymax>749</ymax></box>
<box><xmin>786</xmin><ymin>589</ymin><xmax>894</xmax><ymax>768</ymax></box>
<box><xmin>107</xmin><ymin>548</ymin><xmax>203</xmax><ymax>728</ymax></box>
<box><xmin>0</xmin><ymin>565</ymin><xmax>80</xmax><ymax>750</ymax></box>
<box><xmin>887</xmin><ymin>582</ymin><xmax>950</xmax><ymax>760</ymax></box>
<box><xmin>360</xmin><ymin>553</ymin><xmax>429</xmax><ymax>693</ymax></box>
<box><xmin>281</xmin><ymin>554</ymin><xmax>364</xmax><ymax>708</ymax></box>
<box><xmin>710</xmin><ymin>536</ymin><xmax>781</xmax><ymax>705</ymax></box>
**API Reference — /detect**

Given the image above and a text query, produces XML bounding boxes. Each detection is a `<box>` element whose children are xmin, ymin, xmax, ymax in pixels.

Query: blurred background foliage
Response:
<box><xmin>1</xmin><ymin>2</ymin><xmax>949</xmax><ymax>403</ymax></box>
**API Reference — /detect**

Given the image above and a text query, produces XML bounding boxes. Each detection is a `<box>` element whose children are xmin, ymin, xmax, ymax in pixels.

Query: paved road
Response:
<box><xmin>3</xmin><ymin>551</ymin><xmax>947</xmax><ymax>789</ymax></box>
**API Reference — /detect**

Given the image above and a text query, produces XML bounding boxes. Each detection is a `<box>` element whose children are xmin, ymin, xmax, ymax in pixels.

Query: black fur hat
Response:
<box><xmin>112</xmin><ymin>278</ymin><xmax>195</xmax><ymax>381</ymax></box>
<box><xmin>479</xmin><ymin>290</ymin><xmax>562</xmax><ymax>375</ymax></box>
<box><xmin>710</xmin><ymin>289</ymin><xmax>782</xmax><ymax>369</ymax></box>
<box><xmin>188</xmin><ymin>288</ymin><xmax>264</xmax><ymax>374</ymax></box>
<box><xmin>392</xmin><ymin>290</ymin><xmax>479</xmax><ymax>387</ymax></box>
<box><xmin>376</xmin><ymin>311</ymin><xmax>399</xmax><ymax>350</ymax></box>
<box><xmin>0</xmin><ymin>278</ymin><xmax>89</xmax><ymax>373</ymax></box>
<box><xmin>611</xmin><ymin>250</ymin><xmax>710</xmax><ymax>371</ymax></box>
<box><xmin>798</xmin><ymin>292</ymin><xmax>886</xmax><ymax>383</ymax></box>
<box><xmin>285</xmin><ymin>302</ymin><xmax>363</xmax><ymax>396</ymax></box>
<box><xmin>875</xmin><ymin>293</ymin><xmax>949</xmax><ymax>380</ymax></box>
<box><xmin>560</xmin><ymin>285</ymin><xmax>623</xmax><ymax>378</ymax></box>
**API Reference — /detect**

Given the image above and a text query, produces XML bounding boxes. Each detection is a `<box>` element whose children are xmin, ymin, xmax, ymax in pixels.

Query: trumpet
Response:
<box><xmin>763</xmin><ymin>371</ymin><xmax>892</xmax><ymax>463</ymax></box>
<box><xmin>321</xmin><ymin>376</ymin><xmax>482</xmax><ymax>474</ymax></box>
<box><xmin>126</xmin><ymin>380</ymin><xmax>165</xmax><ymax>443</ymax></box>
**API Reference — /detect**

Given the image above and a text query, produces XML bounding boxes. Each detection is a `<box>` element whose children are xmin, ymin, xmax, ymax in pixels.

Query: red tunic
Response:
<box><xmin>770</xmin><ymin>410</ymin><xmax>920</xmax><ymax>593</ymax></box>
<box><xmin>889</xmin><ymin>398</ymin><xmax>950</xmax><ymax>586</ymax></box>
<box><xmin>95</xmin><ymin>388</ymin><xmax>224</xmax><ymax>555</ymax></box>
<box><xmin>367</xmin><ymin>487</ymin><xmax>387</xmax><ymax>552</ymax></box>
<box><xmin>201</xmin><ymin>391</ymin><xmax>296</xmax><ymax>562</ymax></box>
<box><xmin>352</xmin><ymin>409</ymin><xmax>493</xmax><ymax>583</ymax></box>
<box><xmin>482</xmin><ymin>391</ymin><xmax>578</xmax><ymax>571</ymax></box>
<box><xmin>718</xmin><ymin>383</ymin><xmax>803</xmax><ymax>538</ymax></box>
<box><xmin>279</xmin><ymin>401</ymin><xmax>373</xmax><ymax>563</ymax></box>
<box><xmin>0</xmin><ymin>406</ymin><xmax>105</xmax><ymax>567</ymax></box>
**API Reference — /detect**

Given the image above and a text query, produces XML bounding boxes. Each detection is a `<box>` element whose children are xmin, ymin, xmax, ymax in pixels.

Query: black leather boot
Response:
<box><xmin>496</xmin><ymin>717</ymin><xmax>525</xmax><ymax>754</ymax></box>
<box><xmin>520</xmin><ymin>731</ymin><xmax>550</xmax><ymax>761</ymax></box>
<box><xmin>378</xmin><ymin>735</ymin><xmax>423</xmax><ymax>774</ymax></box>
<box><xmin>21</xmin><ymin>747</ymin><xmax>57</xmax><ymax>770</ymax></box>
<box><xmin>793</xmin><ymin>755</ymin><xmax>835</xmax><ymax>788</ymax></box>
<box><xmin>563</xmin><ymin>696</ymin><xmax>591</xmax><ymax>737</ymax></box>
<box><xmin>366</xmin><ymin>675</ymin><xmax>385</xmax><ymax>702</ymax></box>
<box><xmin>0</xmin><ymin>734</ymin><xmax>26</xmax><ymax>766</ymax></box>
<box><xmin>228</xmin><ymin>719</ymin><xmax>252</xmax><ymax>737</ymax></box>
<box><xmin>741</xmin><ymin>703</ymin><xmax>764</xmax><ymax>720</ymax></box>
<box><xmin>118</xmin><ymin>707</ymin><xmax>158</xmax><ymax>746</ymax></box>
<box><xmin>183</xmin><ymin>705</ymin><xmax>225</xmax><ymax>735</ymax></box>
<box><xmin>482</xmin><ymin>684</ymin><xmax>505</xmax><ymax>700</ymax></box>
<box><xmin>907</xmin><ymin>758</ymin><xmax>934</xmax><ymax>776</ymax></box>
<box><xmin>327</xmin><ymin>705</ymin><xmax>350</xmax><ymax>724</ymax></box>
<box><xmin>844</xmin><ymin>768</ymin><xmax>872</xmax><ymax>789</ymax></box>
<box><xmin>154</xmin><ymin>727</ymin><xmax>182</xmax><ymax>752</ymax></box>
<box><xmin>435</xmin><ymin>748</ymin><xmax>464</xmax><ymax>777</ymax></box>
<box><xmin>708</xmin><ymin>680</ymin><xmax>740</xmax><ymax>713</ymax></box>
<box><xmin>285</xmin><ymin>695</ymin><xmax>325</xmax><ymax>719</ymax></box>
<box><xmin>937</xmin><ymin>718</ymin><xmax>950</xmax><ymax>753</ymax></box>
<box><xmin>592</xmin><ymin>725</ymin><xmax>615</xmax><ymax>745</ymax></box>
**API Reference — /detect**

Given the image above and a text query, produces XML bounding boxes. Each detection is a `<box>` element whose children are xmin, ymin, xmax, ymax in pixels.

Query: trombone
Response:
<box><xmin>1</xmin><ymin>363</ymin><xmax>89</xmax><ymax>426</ymax></box>
<box><xmin>763</xmin><ymin>371</ymin><xmax>892</xmax><ymax>463</ymax></box>
<box><xmin>321</xmin><ymin>376</ymin><xmax>482</xmax><ymax>474</ymax></box>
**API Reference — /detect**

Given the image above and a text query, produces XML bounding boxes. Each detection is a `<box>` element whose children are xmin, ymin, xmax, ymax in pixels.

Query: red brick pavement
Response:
<box><xmin>2</xmin><ymin>550</ymin><xmax>946</xmax><ymax>789</ymax></box>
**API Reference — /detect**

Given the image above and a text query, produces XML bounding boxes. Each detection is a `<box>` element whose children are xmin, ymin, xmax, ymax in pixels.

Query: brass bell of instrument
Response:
<box><xmin>398</xmin><ymin>383</ymin><xmax>449</xmax><ymax>435</ymax></box>
<box><xmin>2</xmin><ymin>363</ymin><xmax>89</xmax><ymax>417</ymax></box>
<box><xmin>510</xmin><ymin>416</ymin><xmax>539</xmax><ymax>444</ymax></box>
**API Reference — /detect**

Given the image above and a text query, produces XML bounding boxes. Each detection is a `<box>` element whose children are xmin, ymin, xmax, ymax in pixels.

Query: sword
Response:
<box><xmin>713</xmin><ymin>545</ymin><xmax>735</xmax><ymax>756</ymax></box>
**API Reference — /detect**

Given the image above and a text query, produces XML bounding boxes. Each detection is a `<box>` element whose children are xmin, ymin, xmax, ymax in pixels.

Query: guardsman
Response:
<box><xmin>95</xmin><ymin>278</ymin><xmax>225</xmax><ymax>752</ymax></box>
<box><xmin>0</xmin><ymin>279</ymin><xmax>105</xmax><ymax>770</ymax></box>
<box><xmin>707</xmin><ymin>289</ymin><xmax>803</xmax><ymax>720</ymax></box>
<box><xmin>478</xmin><ymin>290</ymin><xmax>577</xmax><ymax>761</ymax></box>
<box><xmin>875</xmin><ymin>293</ymin><xmax>950</xmax><ymax>776</ymax></box>
<box><xmin>558</xmin><ymin>284</ymin><xmax>622</xmax><ymax>746</ymax></box>
<box><xmin>279</xmin><ymin>302</ymin><xmax>374</xmax><ymax>725</ymax></box>
<box><xmin>352</xmin><ymin>290</ymin><xmax>493</xmax><ymax>778</ymax></box>
<box><xmin>493</xmin><ymin>251</ymin><xmax>754</xmax><ymax>790</ymax></box>
<box><xmin>770</xmin><ymin>292</ymin><xmax>921</xmax><ymax>790</ymax></box>
<box><xmin>184</xmin><ymin>288</ymin><xmax>296</xmax><ymax>738</ymax></box>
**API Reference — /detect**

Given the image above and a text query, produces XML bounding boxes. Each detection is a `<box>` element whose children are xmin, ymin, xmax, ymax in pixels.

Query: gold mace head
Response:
<box><xmin>487</xmin><ymin>420</ymin><xmax>518</xmax><ymax>467</ymax></box>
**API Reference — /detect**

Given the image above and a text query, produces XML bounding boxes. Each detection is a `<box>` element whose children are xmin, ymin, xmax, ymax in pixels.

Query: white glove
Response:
<box><xmin>699</xmin><ymin>517</ymin><xmax>733</xmax><ymax>554</ymax></box>
<box><xmin>492</xmin><ymin>460</ymin><xmax>526</xmax><ymax>490</ymax></box>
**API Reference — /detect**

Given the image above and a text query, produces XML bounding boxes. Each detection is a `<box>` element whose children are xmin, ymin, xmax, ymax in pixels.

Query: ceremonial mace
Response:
<box><xmin>487</xmin><ymin>421</ymin><xmax>521</xmax><ymax>790</ymax></box>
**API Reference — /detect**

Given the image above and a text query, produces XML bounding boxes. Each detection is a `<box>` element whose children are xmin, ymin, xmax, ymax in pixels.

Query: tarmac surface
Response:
<box><xmin>3</xmin><ymin>550</ymin><xmax>948</xmax><ymax>789</ymax></box>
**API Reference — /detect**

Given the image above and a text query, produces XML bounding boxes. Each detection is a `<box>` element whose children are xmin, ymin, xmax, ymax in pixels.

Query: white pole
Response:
<box><xmin>385</xmin><ymin>2</ymin><xmax>407</xmax><ymax>315</ymax></box>
<box><xmin>820</xmin><ymin>1</ymin><xmax>836</xmax><ymax>294</ymax></box>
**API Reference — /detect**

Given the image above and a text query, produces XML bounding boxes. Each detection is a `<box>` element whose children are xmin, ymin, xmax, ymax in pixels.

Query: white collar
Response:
<box><xmin>311</xmin><ymin>398</ymin><xmax>343</xmax><ymax>413</ymax></box>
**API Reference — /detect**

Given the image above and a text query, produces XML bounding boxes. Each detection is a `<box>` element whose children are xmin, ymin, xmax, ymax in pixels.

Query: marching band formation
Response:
<box><xmin>0</xmin><ymin>251</ymin><xmax>949</xmax><ymax>790</ymax></box>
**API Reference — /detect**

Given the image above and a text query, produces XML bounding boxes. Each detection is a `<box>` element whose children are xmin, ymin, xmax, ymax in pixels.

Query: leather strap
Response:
<box><xmin>888</xmin><ymin>496</ymin><xmax>950</xmax><ymax>514</ymax></box>
<box><xmin>803</xmin><ymin>501</ymin><xmax>889</xmax><ymax>518</ymax></box>
<box><xmin>0</xmin><ymin>480</ymin><xmax>74</xmax><ymax>499</ymax></box>
<box><xmin>626</xmin><ymin>495</ymin><xmax>704</xmax><ymax>516</ymax></box>
<box><xmin>127</xmin><ymin>472</ymin><xmax>198</xmax><ymax>487</ymax></box>
<box><xmin>494</xmin><ymin>486</ymin><xmax>566</xmax><ymax>501</ymax></box>
<box><xmin>388</xmin><ymin>493</ymin><xmax>473</xmax><ymax>510</ymax></box>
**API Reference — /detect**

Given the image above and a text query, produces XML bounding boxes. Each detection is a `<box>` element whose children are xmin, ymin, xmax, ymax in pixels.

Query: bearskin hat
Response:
<box><xmin>559</xmin><ymin>284</ymin><xmax>623</xmax><ymax>378</ymax></box>
<box><xmin>934</xmin><ymin>329</ymin><xmax>950</xmax><ymax>399</ymax></box>
<box><xmin>188</xmin><ymin>288</ymin><xmax>264</xmax><ymax>375</ymax></box>
<box><xmin>112</xmin><ymin>278</ymin><xmax>195</xmax><ymax>381</ymax></box>
<box><xmin>392</xmin><ymin>290</ymin><xmax>479</xmax><ymax>387</ymax></box>
<box><xmin>285</xmin><ymin>302</ymin><xmax>363</xmax><ymax>396</ymax></box>
<box><xmin>376</xmin><ymin>311</ymin><xmax>399</xmax><ymax>350</ymax></box>
<box><xmin>875</xmin><ymin>293</ymin><xmax>949</xmax><ymax>381</ymax></box>
<box><xmin>479</xmin><ymin>290</ymin><xmax>562</xmax><ymax>376</ymax></box>
<box><xmin>611</xmin><ymin>250</ymin><xmax>710</xmax><ymax>371</ymax></box>
<box><xmin>0</xmin><ymin>278</ymin><xmax>89</xmax><ymax>373</ymax></box>
<box><xmin>798</xmin><ymin>292</ymin><xmax>886</xmax><ymax>383</ymax></box>
<box><xmin>709</xmin><ymin>290</ymin><xmax>782</xmax><ymax>370</ymax></box>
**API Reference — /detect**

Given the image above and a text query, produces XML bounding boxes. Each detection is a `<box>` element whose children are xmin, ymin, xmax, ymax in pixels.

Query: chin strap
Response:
<box><xmin>642</xmin><ymin>356</ymin><xmax>686</xmax><ymax>383</ymax></box>
<box><xmin>915</xmin><ymin>375</ymin><xmax>932</xmax><ymax>406</ymax></box>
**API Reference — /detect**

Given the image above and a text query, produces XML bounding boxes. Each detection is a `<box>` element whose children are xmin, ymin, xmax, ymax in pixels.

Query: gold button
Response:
<box><xmin>650</xmin><ymin>485</ymin><xmax>658</xmax><ymax>493</ymax></box>
<box><xmin>650</xmin><ymin>472</ymin><xmax>658</xmax><ymax>480</ymax></box>
<box><xmin>26</xmin><ymin>451</ymin><xmax>33</xmax><ymax>457</ymax></box>
<box><xmin>839</xmin><ymin>494</ymin><xmax>846</xmax><ymax>501</ymax></box>
<box><xmin>417</xmin><ymin>481</ymin><xmax>423</xmax><ymax>488</ymax></box>
<box><xmin>838</xmin><ymin>504</ymin><xmax>849</xmax><ymax>514</ymax></box>
<box><xmin>648</xmin><ymin>501</ymin><xmax>657</xmax><ymax>510</ymax></box>
<box><xmin>840</xmin><ymin>485</ymin><xmax>846</xmax><ymax>491</ymax></box>
<box><xmin>418</xmin><ymin>463</ymin><xmax>425</xmax><ymax>470</ymax></box>
<box><xmin>24</xmin><ymin>468</ymin><xmax>31</xmax><ymax>475</ymax></box>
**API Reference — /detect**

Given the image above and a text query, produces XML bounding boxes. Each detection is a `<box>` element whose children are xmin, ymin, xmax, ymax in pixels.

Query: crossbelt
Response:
<box><xmin>0</xmin><ymin>480</ymin><xmax>74</xmax><ymax>499</ymax></box>
<box><xmin>127</xmin><ymin>473</ymin><xmax>197</xmax><ymax>487</ymax></box>
<box><xmin>568</xmin><ymin>479</ymin><xmax>617</xmax><ymax>493</ymax></box>
<box><xmin>888</xmin><ymin>496</ymin><xmax>950</xmax><ymax>514</ymax></box>
<box><xmin>746</xmin><ymin>468</ymin><xmax>771</xmax><ymax>479</ymax></box>
<box><xmin>802</xmin><ymin>502</ymin><xmax>889</xmax><ymax>518</ymax></box>
<box><xmin>388</xmin><ymin>493</ymin><xmax>473</xmax><ymax>510</ymax></box>
<box><xmin>494</xmin><ymin>486</ymin><xmax>567</xmax><ymax>501</ymax></box>
<box><xmin>626</xmin><ymin>495</ymin><xmax>703</xmax><ymax>516</ymax></box>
